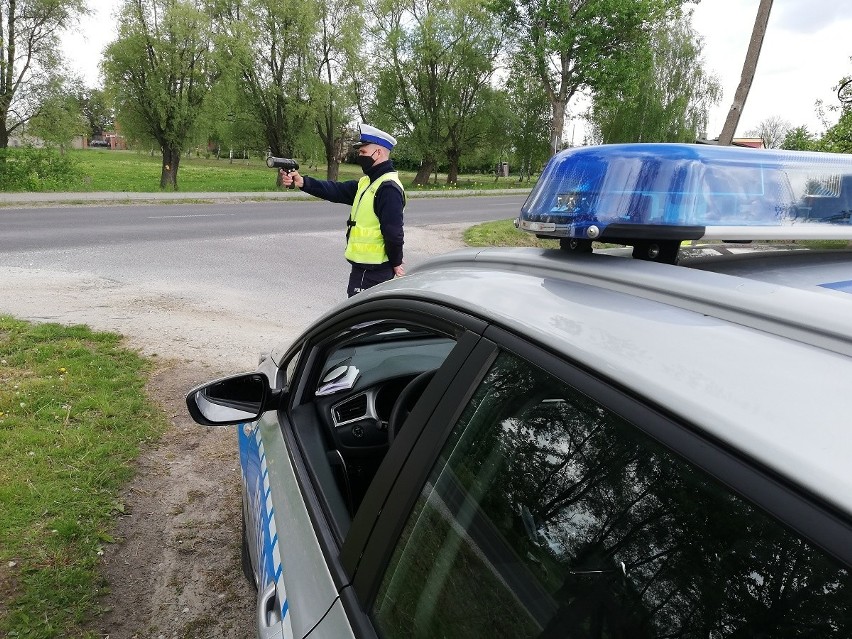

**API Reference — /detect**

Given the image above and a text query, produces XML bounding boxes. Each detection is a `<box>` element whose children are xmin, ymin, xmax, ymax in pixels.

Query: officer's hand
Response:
<box><xmin>280</xmin><ymin>169</ymin><xmax>304</xmax><ymax>189</ymax></box>
<box><xmin>393</xmin><ymin>263</ymin><xmax>405</xmax><ymax>277</ymax></box>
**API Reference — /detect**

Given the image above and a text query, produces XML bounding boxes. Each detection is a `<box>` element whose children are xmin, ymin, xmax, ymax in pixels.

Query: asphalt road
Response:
<box><xmin>0</xmin><ymin>194</ymin><xmax>527</xmax><ymax>370</ymax></box>
<box><xmin>0</xmin><ymin>195</ymin><xmax>526</xmax><ymax>251</ymax></box>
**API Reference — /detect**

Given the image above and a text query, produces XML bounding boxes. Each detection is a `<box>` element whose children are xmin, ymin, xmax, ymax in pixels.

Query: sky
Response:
<box><xmin>61</xmin><ymin>0</ymin><xmax>852</xmax><ymax>140</ymax></box>
<box><xmin>690</xmin><ymin>0</ymin><xmax>852</xmax><ymax>139</ymax></box>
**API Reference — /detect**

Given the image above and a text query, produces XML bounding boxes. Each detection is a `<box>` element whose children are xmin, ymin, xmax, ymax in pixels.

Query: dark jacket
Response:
<box><xmin>301</xmin><ymin>161</ymin><xmax>405</xmax><ymax>268</ymax></box>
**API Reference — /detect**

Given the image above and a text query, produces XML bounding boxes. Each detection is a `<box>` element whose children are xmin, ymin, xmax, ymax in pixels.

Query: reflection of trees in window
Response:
<box><xmin>391</xmin><ymin>352</ymin><xmax>852</xmax><ymax>638</ymax></box>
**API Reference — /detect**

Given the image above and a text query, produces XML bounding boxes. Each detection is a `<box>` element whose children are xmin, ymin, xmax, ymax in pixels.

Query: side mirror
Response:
<box><xmin>186</xmin><ymin>373</ymin><xmax>276</xmax><ymax>426</ymax></box>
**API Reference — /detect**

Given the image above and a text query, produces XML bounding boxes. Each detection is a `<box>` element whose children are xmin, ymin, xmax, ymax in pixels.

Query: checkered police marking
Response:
<box><xmin>253</xmin><ymin>429</ymin><xmax>293</xmax><ymax>638</ymax></box>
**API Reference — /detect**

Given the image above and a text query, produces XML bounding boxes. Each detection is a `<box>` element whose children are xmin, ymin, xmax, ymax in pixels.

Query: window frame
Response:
<box><xmin>273</xmin><ymin>298</ymin><xmax>489</xmax><ymax>597</ymax></box>
<box><xmin>352</xmin><ymin>322</ymin><xmax>852</xmax><ymax>615</ymax></box>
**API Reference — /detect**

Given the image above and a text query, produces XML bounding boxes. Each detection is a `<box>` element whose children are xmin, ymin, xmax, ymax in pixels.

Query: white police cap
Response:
<box><xmin>353</xmin><ymin>124</ymin><xmax>397</xmax><ymax>150</ymax></box>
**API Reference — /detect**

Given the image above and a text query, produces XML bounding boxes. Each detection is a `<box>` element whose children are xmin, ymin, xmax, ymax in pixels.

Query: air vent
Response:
<box><xmin>333</xmin><ymin>394</ymin><xmax>368</xmax><ymax>426</ymax></box>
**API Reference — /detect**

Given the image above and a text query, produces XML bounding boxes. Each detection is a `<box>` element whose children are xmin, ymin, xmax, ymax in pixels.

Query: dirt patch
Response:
<box><xmin>91</xmin><ymin>361</ymin><xmax>254</xmax><ymax>639</ymax></box>
<box><xmin>0</xmin><ymin>221</ymin><xmax>471</xmax><ymax>637</ymax></box>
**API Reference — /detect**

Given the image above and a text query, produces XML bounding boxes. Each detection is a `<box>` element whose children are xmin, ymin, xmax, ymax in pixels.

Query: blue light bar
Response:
<box><xmin>518</xmin><ymin>144</ymin><xmax>852</xmax><ymax>242</ymax></box>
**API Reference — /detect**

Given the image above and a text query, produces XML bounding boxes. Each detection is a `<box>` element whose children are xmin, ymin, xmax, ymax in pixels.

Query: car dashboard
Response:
<box><xmin>313</xmin><ymin>336</ymin><xmax>455</xmax><ymax>453</ymax></box>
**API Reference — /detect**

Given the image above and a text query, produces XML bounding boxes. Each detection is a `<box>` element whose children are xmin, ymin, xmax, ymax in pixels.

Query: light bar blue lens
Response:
<box><xmin>519</xmin><ymin>144</ymin><xmax>852</xmax><ymax>241</ymax></box>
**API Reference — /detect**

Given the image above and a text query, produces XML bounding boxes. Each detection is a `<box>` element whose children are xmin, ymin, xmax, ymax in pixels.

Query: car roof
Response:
<box><xmin>361</xmin><ymin>245</ymin><xmax>852</xmax><ymax>516</ymax></box>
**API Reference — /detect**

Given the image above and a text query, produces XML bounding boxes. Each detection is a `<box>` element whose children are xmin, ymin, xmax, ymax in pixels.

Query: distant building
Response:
<box><xmin>84</xmin><ymin>131</ymin><xmax>127</xmax><ymax>150</ymax></box>
<box><xmin>696</xmin><ymin>137</ymin><xmax>766</xmax><ymax>149</ymax></box>
<box><xmin>8</xmin><ymin>131</ymin><xmax>45</xmax><ymax>148</ymax></box>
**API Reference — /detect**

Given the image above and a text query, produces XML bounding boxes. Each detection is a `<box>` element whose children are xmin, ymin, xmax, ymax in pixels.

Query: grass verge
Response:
<box><xmin>24</xmin><ymin>149</ymin><xmax>534</xmax><ymax>194</ymax></box>
<box><xmin>0</xmin><ymin>316</ymin><xmax>168</xmax><ymax>638</ymax></box>
<box><xmin>464</xmin><ymin>219</ymin><xmax>560</xmax><ymax>248</ymax></box>
<box><xmin>463</xmin><ymin>220</ymin><xmax>852</xmax><ymax>251</ymax></box>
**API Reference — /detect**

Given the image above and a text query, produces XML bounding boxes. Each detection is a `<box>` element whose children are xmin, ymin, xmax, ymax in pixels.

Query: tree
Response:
<box><xmin>0</xmin><ymin>0</ymin><xmax>87</xmax><ymax>147</ymax></box>
<box><xmin>503</xmin><ymin>56</ymin><xmax>550</xmax><ymax>180</ymax></box>
<box><xmin>308</xmin><ymin>0</ymin><xmax>362</xmax><ymax>180</ymax></box>
<box><xmin>197</xmin><ymin>55</ymin><xmax>268</xmax><ymax>158</ymax></box>
<box><xmin>437</xmin><ymin>6</ymin><xmax>502</xmax><ymax>184</ymax></box>
<box><xmin>489</xmin><ymin>0</ymin><xmax>684</xmax><ymax>155</ymax></box>
<box><xmin>79</xmin><ymin>88</ymin><xmax>115</xmax><ymax>140</ymax></box>
<box><xmin>780</xmin><ymin>125</ymin><xmax>815</xmax><ymax>151</ymax></box>
<box><xmin>817</xmin><ymin>112</ymin><xmax>852</xmax><ymax>155</ymax></box>
<box><xmin>587</xmin><ymin>14</ymin><xmax>720</xmax><ymax>144</ymax></box>
<box><xmin>813</xmin><ymin>68</ymin><xmax>852</xmax><ymax>154</ymax></box>
<box><xmin>27</xmin><ymin>80</ymin><xmax>87</xmax><ymax>151</ymax></box>
<box><xmin>372</xmin><ymin>0</ymin><xmax>504</xmax><ymax>185</ymax></box>
<box><xmin>103</xmin><ymin>0</ymin><xmax>217</xmax><ymax>190</ymax></box>
<box><xmin>744</xmin><ymin>115</ymin><xmax>790</xmax><ymax>149</ymax></box>
<box><xmin>214</xmin><ymin>0</ymin><xmax>317</xmax><ymax>164</ymax></box>
<box><xmin>717</xmin><ymin>0</ymin><xmax>773</xmax><ymax>145</ymax></box>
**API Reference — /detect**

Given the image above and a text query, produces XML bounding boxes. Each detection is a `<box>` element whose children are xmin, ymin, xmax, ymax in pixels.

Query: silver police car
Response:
<box><xmin>187</xmin><ymin>144</ymin><xmax>852</xmax><ymax>638</ymax></box>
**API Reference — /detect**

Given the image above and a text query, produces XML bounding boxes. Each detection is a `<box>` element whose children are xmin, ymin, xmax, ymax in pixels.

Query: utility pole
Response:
<box><xmin>718</xmin><ymin>0</ymin><xmax>774</xmax><ymax>145</ymax></box>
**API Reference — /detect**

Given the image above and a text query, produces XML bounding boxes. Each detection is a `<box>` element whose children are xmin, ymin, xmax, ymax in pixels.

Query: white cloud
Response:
<box><xmin>691</xmin><ymin>0</ymin><xmax>852</xmax><ymax>139</ymax></box>
<box><xmin>773</xmin><ymin>0</ymin><xmax>847</xmax><ymax>33</ymax></box>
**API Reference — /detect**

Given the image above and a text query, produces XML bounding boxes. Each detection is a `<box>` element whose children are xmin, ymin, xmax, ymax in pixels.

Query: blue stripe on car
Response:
<box><xmin>240</xmin><ymin>424</ymin><xmax>293</xmax><ymax>637</ymax></box>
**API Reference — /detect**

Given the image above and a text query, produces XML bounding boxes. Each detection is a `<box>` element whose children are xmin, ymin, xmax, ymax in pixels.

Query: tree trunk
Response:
<box><xmin>160</xmin><ymin>147</ymin><xmax>181</xmax><ymax>190</ymax></box>
<box><xmin>550</xmin><ymin>99</ymin><xmax>567</xmax><ymax>156</ymax></box>
<box><xmin>327</xmin><ymin>160</ymin><xmax>340</xmax><ymax>181</ymax></box>
<box><xmin>413</xmin><ymin>160</ymin><xmax>435</xmax><ymax>186</ymax></box>
<box><xmin>0</xmin><ymin>114</ymin><xmax>8</xmax><ymax>149</ymax></box>
<box><xmin>718</xmin><ymin>0</ymin><xmax>773</xmax><ymax>145</ymax></box>
<box><xmin>324</xmin><ymin>129</ymin><xmax>344</xmax><ymax>181</ymax></box>
<box><xmin>446</xmin><ymin>151</ymin><xmax>461</xmax><ymax>185</ymax></box>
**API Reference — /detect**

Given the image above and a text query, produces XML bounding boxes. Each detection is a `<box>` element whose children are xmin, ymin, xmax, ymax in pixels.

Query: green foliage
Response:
<box><xmin>214</xmin><ymin>0</ymin><xmax>318</xmax><ymax>158</ymax></box>
<box><xmin>464</xmin><ymin>218</ymin><xmax>559</xmax><ymax>248</ymax></box>
<box><xmin>503</xmin><ymin>55</ymin><xmax>555</xmax><ymax>177</ymax></box>
<box><xmin>781</xmin><ymin>125</ymin><xmax>817</xmax><ymax>151</ymax></box>
<box><xmin>0</xmin><ymin>316</ymin><xmax>168</xmax><ymax>638</ymax></box>
<box><xmin>27</xmin><ymin>84</ymin><xmax>89</xmax><ymax>150</ymax></box>
<box><xmin>372</xmin><ymin>0</ymin><xmax>505</xmax><ymax>185</ymax></box>
<box><xmin>588</xmin><ymin>13</ymin><xmax>721</xmax><ymax>144</ymax></box>
<box><xmin>0</xmin><ymin>148</ymin><xmax>82</xmax><ymax>191</ymax></box>
<box><xmin>490</xmin><ymin>0</ymin><xmax>686</xmax><ymax>152</ymax></box>
<box><xmin>79</xmin><ymin>89</ymin><xmax>115</xmax><ymax>139</ymax></box>
<box><xmin>817</xmin><ymin>116</ymin><xmax>852</xmax><ymax>154</ymax></box>
<box><xmin>439</xmin><ymin>4</ymin><xmax>504</xmax><ymax>182</ymax></box>
<box><xmin>196</xmin><ymin>72</ymin><xmax>269</xmax><ymax>157</ymax></box>
<box><xmin>816</xmin><ymin>110</ymin><xmax>852</xmax><ymax>155</ymax></box>
<box><xmin>0</xmin><ymin>0</ymin><xmax>88</xmax><ymax>148</ymax></box>
<box><xmin>103</xmin><ymin>0</ymin><xmax>218</xmax><ymax>189</ymax></box>
<box><xmin>0</xmin><ymin>148</ymin><xmax>532</xmax><ymax>193</ymax></box>
<box><xmin>452</xmin><ymin>87</ymin><xmax>518</xmax><ymax>176</ymax></box>
<box><xmin>811</xmin><ymin>66</ymin><xmax>852</xmax><ymax>154</ymax></box>
<box><xmin>306</xmin><ymin>0</ymin><xmax>364</xmax><ymax>178</ymax></box>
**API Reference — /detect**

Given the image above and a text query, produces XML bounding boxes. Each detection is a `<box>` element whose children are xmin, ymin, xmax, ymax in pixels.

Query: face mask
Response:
<box><xmin>356</xmin><ymin>150</ymin><xmax>377</xmax><ymax>172</ymax></box>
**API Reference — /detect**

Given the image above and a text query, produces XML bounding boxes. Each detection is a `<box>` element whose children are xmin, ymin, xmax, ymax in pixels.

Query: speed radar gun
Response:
<box><xmin>267</xmin><ymin>156</ymin><xmax>299</xmax><ymax>189</ymax></box>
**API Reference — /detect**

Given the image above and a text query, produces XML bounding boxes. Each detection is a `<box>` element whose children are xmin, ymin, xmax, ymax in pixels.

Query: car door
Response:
<box><xmin>346</xmin><ymin>328</ymin><xmax>852</xmax><ymax>638</ymax></box>
<box><xmin>254</xmin><ymin>298</ymin><xmax>489</xmax><ymax>638</ymax></box>
<box><xmin>239</xmin><ymin>340</ymin><xmax>347</xmax><ymax>639</ymax></box>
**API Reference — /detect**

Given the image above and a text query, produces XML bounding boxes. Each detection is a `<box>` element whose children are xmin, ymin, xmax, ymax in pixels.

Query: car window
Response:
<box><xmin>371</xmin><ymin>351</ymin><xmax>852</xmax><ymax>638</ymax></box>
<box><xmin>289</xmin><ymin>319</ymin><xmax>459</xmax><ymax>539</ymax></box>
<box><xmin>314</xmin><ymin>324</ymin><xmax>455</xmax><ymax>400</ymax></box>
<box><xmin>283</xmin><ymin>345</ymin><xmax>302</xmax><ymax>389</ymax></box>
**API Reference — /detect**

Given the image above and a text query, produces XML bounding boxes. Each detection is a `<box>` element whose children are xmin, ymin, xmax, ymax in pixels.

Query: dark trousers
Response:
<box><xmin>348</xmin><ymin>264</ymin><xmax>394</xmax><ymax>297</ymax></box>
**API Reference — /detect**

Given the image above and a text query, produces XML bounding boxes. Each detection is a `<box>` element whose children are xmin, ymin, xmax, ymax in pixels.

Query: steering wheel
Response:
<box><xmin>387</xmin><ymin>370</ymin><xmax>436</xmax><ymax>446</ymax></box>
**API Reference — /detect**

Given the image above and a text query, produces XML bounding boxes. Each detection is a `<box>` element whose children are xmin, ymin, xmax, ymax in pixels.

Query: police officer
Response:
<box><xmin>281</xmin><ymin>124</ymin><xmax>405</xmax><ymax>297</ymax></box>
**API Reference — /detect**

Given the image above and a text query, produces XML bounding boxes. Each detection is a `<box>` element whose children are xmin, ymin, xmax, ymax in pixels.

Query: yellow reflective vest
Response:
<box><xmin>344</xmin><ymin>172</ymin><xmax>405</xmax><ymax>264</ymax></box>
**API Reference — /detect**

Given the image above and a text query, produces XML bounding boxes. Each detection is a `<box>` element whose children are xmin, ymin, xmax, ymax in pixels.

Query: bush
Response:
<box><xmin>0</xmin><ymin>147</ymin><xmax>82</xmax><ymax>192</ymax></box>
